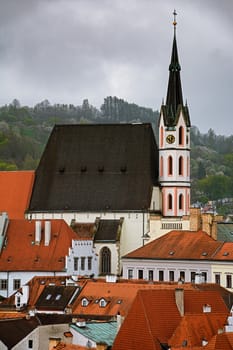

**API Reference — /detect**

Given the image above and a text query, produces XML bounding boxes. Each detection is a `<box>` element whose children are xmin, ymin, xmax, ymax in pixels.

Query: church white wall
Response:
<box><xmin>27</xmin><ymin>211</ymin><xmax>147</xmax><ymax>259</ymax></box>
<box><xmin>149</xmin><ymin>215</ymin><xmax>190</xmax><ymax>241</ymax></box>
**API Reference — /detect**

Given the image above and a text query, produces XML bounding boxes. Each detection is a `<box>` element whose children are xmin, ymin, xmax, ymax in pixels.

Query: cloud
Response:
<box><xmin>0</xmin><ymin>0</ymin><xmax>232</xmax><ymax>135</ymax></box>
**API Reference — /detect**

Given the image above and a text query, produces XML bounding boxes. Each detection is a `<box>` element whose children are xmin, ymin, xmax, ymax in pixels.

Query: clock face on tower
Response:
<box><xmin>166</xmin><ymin>134</ymin><xmax>175</xmax><ymax>144</ymax></box>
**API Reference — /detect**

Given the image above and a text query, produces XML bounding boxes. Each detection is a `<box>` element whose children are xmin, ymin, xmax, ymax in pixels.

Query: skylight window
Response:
<box><xmin>202</xmin><ymin>252</ymin><xmax>208</xmax><ymax>256</ymax></box>
<box><xmin>46</xmin><ymin>294</ymin><xmax>52</xmax><ymax>300</ymax></box>
<box><xmin>223</xmin><ymin>252</ymin><xmax>229</xmax><ymax>256</ymax></box>
<box><xmin>55</xmin><ymin>294</ymin><xmax>62</xmax><ymax>300</ymax></box>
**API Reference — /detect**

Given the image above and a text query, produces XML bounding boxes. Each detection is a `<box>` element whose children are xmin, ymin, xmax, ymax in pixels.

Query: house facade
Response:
<box><xmin>122</xmin><ymin>230</ymin><xmax>233</xmax><ymax>291</ymax></box>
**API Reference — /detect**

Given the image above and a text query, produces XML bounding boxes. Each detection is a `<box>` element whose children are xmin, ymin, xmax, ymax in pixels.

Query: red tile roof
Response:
<box><xmin>112</xmin><ymin>289</ymin><xmax>230</xmax><ymax>350</ymax></box>
<box><xmin>124</xmin><ymin>230</ymin><xmax>226</xmax><ymax>261</ymax></box>
<box><xmin>169</xmin><ymin>314</ymin><xmax>228</xmax><ymax>347</ymax></box>
<box><xmin>0</xmin><ymin>219</ymin><xmax>78</xmax><ymax>271</ymax></box>
<box><xmin>112</xmin><ymin>289</ymin><xmax>182</xmax><ymax>350</ymax></box>
<box><xmin>203</xmin><ymin>332</ymin><xmax>233</xmax><ymax>350</ymax></box>
<box><xmin>0</xmin><ymin>171</ymin><xmax>34</xmax><ymax>219</ymax></box>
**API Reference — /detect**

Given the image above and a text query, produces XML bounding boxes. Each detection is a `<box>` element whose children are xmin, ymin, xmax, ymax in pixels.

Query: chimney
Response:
<box><xmin>175</xmin><ymin>288</ymin><xmax>184</xmax><ymax>316</ymax></box>
<box><xmin>44</xmin><ymin>221</ymin><xmax>51</xmax><ymax>246</ymax></box>
<box><xmin>35</xmin><ymin>221</ymin><xmax>41</xmax><ymax>245</ymax></box>
<box><xmin>190</xmin><ymin>208</ymin><xmax>201</xmax><ymax>231</ymax></box>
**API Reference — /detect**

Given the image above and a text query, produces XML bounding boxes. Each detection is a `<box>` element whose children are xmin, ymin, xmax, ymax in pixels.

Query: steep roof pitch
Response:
<box><xmin>0</xmin><ymin>171</ymin><xmax>34</xmax><ymax>219</ymax></box>
<box><xmin>28</xmin><ymin>123</ymin><xmax>159</xmax><ymax>212</ymax></box>
<box><xmin>0</xmin><ymin>219</ymin><xmax>78</xmax><ymax>271</ymax></box>
<box><xmin>0</xmin><ymin>317</ymin><xmax>39</xmax><ymax>349</ymax></box>
<box><xmin>94</xmin><ymin>219</ymin><xmax>123</xmax><ymax>242</ymax></box>
<box><xmin>112</xmin><ymin>289</ymin><xmax>230</xmax><ymax>350</ymax></box>
<box><xmin>203</xmin><ymin>332</ymin><xmax>233</xmax><ymax>350</ymax></box>
<box><xmin>112</xmin><ymin>289</ymin><xmax>182</xmax><ymax>350</ymax></box>
<box><xmin>123</xmin><ymin>230</ymin><xmax>228</xmax><ymax>260</ymax></box>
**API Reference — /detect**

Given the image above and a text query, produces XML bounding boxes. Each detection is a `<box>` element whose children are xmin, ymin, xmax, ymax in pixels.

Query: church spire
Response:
<box><xmin>165</xmin><ymin>10</ymin><xmax>184</xmax><ymax>124</ymax></box>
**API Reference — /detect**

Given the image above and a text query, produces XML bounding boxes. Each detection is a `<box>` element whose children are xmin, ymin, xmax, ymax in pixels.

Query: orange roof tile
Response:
<box><xmin>0</xmin><ymin>219</ymin><xmax>78</xmax><ymax>271</ymax></box>
<box><xmin>0</xmin><ymin>171</ymin><xmax>34</xmax><ymax>219</ymax></box>
<box><xmin>124</xmin><ymin>230</ymin><xmax>223</xmax><ymax>260</ymax></box>
<box><xmin>112</xmin><ymin>288</ymin><xmax>231</xmax><ymax>350</ymax></box>
<box><xmin>54</xmin><ymin>342</ymin><xmax>94</xmax><ymax>350</ymax></box>
<box><xmin>169</xmin><ymin>314</ymin><xmax>228</xmax><ymax>347</ymax></box>
<box><xmin>203</xmin><ymin>332</ymin><xmax>233</xmax><ymax>350</ymax></box>
<box><xmin>112</xmin><ymin>289</ymin><xmax>182</xmax><ymax>350</ymax></box>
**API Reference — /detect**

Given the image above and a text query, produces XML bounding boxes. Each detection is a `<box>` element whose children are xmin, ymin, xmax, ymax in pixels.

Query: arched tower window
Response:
<box><xmin>100</xmin><ymin>247</ymin><xmax>111</xmax><ymax>275</ymax></box>
<box><xmin>179</xmin><ymin>194</ymin><xmax>184</xmax><ymax>210</ymax></box>
<box><xmin>168</xmin><ymin>194</ymin><xmax>173</xmax><ymax>210</ymax></box>
<box><xmin>179</xmin><ymin>126</ymin><xmax>184</xmax><ymax>145</ymax></box>
<box><xmin>160</xmin><ymin>126</ymin><xmax>164</xmax><ymax>148</ymax></box>
<box><xmin>160</xmin><ymin>156</ymin><xmax>164</xmax><ymax>177</ymax></box>
<box><xmin>179</xmin><ymin>156</ymin><xmax>183</xmax><ymax>175</ymax></box>
<box><xmin>168</xmin><ymin>156</ymin><xmax>173</xmax><ymax>175</ymax></box>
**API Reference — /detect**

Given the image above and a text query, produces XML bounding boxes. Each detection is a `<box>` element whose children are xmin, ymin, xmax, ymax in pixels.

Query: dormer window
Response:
<box><xmin>99</xmin><ymin>298</ymin><xmax>107</xmax><ymax>308</ymax></box>
<box><xmin>81</xmin><ymin>298</ymin><xmax>89</xmax><ymax>307</ymax></box>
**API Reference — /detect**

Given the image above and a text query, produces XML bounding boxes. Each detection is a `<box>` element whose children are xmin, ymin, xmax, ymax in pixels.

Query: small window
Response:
<box><xmin>168</xmin><ymin>194</ymin><xmax>173</xmax><ymax>210</ymax></box>
<box><xmin>55</xmin><ymin>294</ymin><xmax>62</xmax><ymax>301</ymax></box>
<box><xmin>81</xmin><ymin>257</ymin><xmax>85</xmax><ymax>271</ymax></box>
<box><xmin>226</xmin><ymin>275</ymin><xmax>232</xmax><ymax>288</ymax></box>
<box><xmin>180</xmin><ymin>271</ymin><xmax>185</xmax><ymax>282</ymax></box>
<box><xmin>179</xmin><ymin>126</ymin><xmax>184</xmax><ymax>145</ymax></box>
<box><xmin>81</xmin><ymin>298</ymin><xmax>89</xmax><ymax>307</ymax></box>
<box><xmin>88</xmin><ymin>257</ymin><xmax>92</xmax><ymax>270</ymax></box>
<box><xmin>16</xmin><ymin>296</ymin><xmax>21</xmax><ymax>308</ymax></box>
<box><xmin>168</xmin><ymin>156</ymin><xmax>173</xmax><ymax>175</ymax></box>
<box><xmin>46</xmin><ymin>294</ymin><xmax>52</xmax><ymax>300</ymax></box>
<box><xmin>202</xmin><ymin>272</ymin><xmax>207</xmax><ymax>283</ymax></box>
<box><xmin>138</xmin><ymin>270</ymin><xmax>143</xmax><ymax>279</ymax></box>
<box><xmin>128</xmin><ymin>269</ymin><xmax>133</xmax><ymax>279</ymax></box>
<box><xmin>0</xmin><ymin>279</ymin><xmax>8</xmax><ymax>290</ymax></box>
<box><xmin>191</xmin><ymin>272</ymin><xmax>196</xmax><ymax>283</ymax></box>
<box><xmin>179</xmin><ymin>194</ymin><xmax>184</xmax><ymax>210</ymax></box>
<box><xmin>148</xmin><ymin>270</ymin><xmax>154</xmax><ymax>281</ymax></box>
<box><xmin>169</xmin><ymin>271</ymin><xmax>174</xmax><ymax>282</ymax></box>
<box><xmin>28</xmin><ymin>340</ymin><xmax>33</xmax><ymax>349</ymax></box>
<box><xmin>13</xmin><ymin>279</ymin><xmax>21</xmax><ymax>290</ymax></box>
<box><xmin>159</xmin><ymin>270</ymin><xmax>164</xmax><ymax>281</ymax></box>
<box><xmin>74</xmin><ymin>257</ymin><xmax>79</xmax><ymax>271</ymax></box>
<box><xmin>99</xmin><ymin>299</ymin><xmax>107</xmax><ymax>307</ymax></box>
<box><xmin>178</xmin><ymin>156</ymin><xmax>183</xmax><ymax>175</ymax></box>
<box><xmin>215</xmin><ymin>274</ymin><xmax>220</xmax><ymax>285</ymax></box>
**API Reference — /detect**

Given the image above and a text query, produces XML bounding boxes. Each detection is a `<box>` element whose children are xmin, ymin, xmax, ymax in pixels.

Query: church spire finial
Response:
<box><xmin>173</xmin><ymin>9</ymin><xmax>177</xmax><ymax>31</ymax></box>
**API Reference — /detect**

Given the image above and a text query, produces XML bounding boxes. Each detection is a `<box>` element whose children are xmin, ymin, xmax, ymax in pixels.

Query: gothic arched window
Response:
<box><xmin>179</xmin><ymin>194</ymin><xmax>184</xmax><ymax>210</ymax></box>
<box><xmin>168</xmin><ymin>194</ymin><xmax>173</xmax><ymax>210</ymax></box>
<box><xmin>179</xmin><ymin>126</ymin><xmax>184</xmax><ymax>145</ymax></box>
<box><xmin>179</xmin><ymin>156</ymin><xmax>183</xmax><ymax>175</ymax></box>
<box><xmin>100</xmin><ymin>247</ymin><xmax>111</xmax><ymax>275</ymax></box>
<box><xmin>168</xmin><ymin>156</ymin><xmax>173</xmax><ymax>175</ymax></box>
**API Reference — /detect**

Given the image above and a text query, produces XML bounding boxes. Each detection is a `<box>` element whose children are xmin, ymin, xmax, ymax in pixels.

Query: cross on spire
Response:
<box><xmin>173</xmin><ymin>9</ymin><xmax>177</xmax><ymax>35</ymax></box>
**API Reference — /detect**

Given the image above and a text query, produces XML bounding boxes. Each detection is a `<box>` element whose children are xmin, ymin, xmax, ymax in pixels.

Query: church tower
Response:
<box><xmin>159</xmin><ymin>11</ymin><xmax>191</xmax><ymax>217</ymax></box>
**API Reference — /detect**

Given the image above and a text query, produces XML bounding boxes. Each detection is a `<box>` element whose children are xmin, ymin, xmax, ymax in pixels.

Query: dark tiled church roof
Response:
<box><xmin>94</xmin><ymin>218</ymin><xmax>123</xmax><ymax>242</ymax></box>
<box><xmin>28</xmin><ymin>123</ymin><xmax>159</xmax><ymax>212</ymax></box>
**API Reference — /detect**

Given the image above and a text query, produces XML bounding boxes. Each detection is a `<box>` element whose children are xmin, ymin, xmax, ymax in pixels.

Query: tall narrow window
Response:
<box><xmin>160</xmin><ymin>126</ymin><xmax>164</xmax><ymax>148</ymax></box>
<box><xmin>88</xmin><ymin>257</ymin><xmax>92</xmax><ymax>270</ymax></box>
<box><xmin>148</xmin><ymin>270</ymin><xmax>154</xmax><ymax>281</ymax></box>
<box><xmin>74</xmin><ymin>257</ymin><xmax>78</xmax><ymax>271</ymax></box>
<box><xmin>128</xmin><ymin>269</ymin><xmax>133</xmax><ymax>279</ymax></box>
<box><xmin>179</xmin><ymin>126</ymin><xmax>184</xmax><ymax>145</ymax></box>
<box><xmin>138</xmin><ymin>270</ymin><xmax>143</xmax><ymax>279</ymax></box>
<box><xmin>226</xmin><ymin>275</ymin><xmax>232</xmax><ymax>288</ymax></box>
<box><xmin>179</xmin><ymin>194</ymin><xmax>183</xmax><ymax>210</ymax></box>
<box><xmin>101</xmin><ymin>247</ymin><xmax>111</xmax><ymax>275</ymax></box>
<box><xmin>169</xmin><ymin>271</ymin><xmax>174</xmax><ymax>282</ymax></box>
<box><xmin>168</xmin><ymin>194</ymin><xmax>173</xmax><ymax>210</ymax></box>
<box><xmin>178</xmin><ymin>156</ymin><xmax>183</xmax><ymax>175</ymax></box>
<box><xmin>160</xmin><ymin>156</ymin><xmax>164</xmax><ymax>177</ymax></box>
<box><xmin>168</xmin><ymin>156</ymin><xmax>173</xmax><ymax>175</ymax></box>
<box><xmin>81</xmin><ymin>257</ymin><xmax>85</xmax><ymax>271</ymax></box>
<box><xmin>215</xmin><ymin>274</ymin><xmax>220</xmax><ymax>285</ymax></box>
<box><xmin>159</xmin><ymin>270</ymin><xmax>164</xmax><ymax>281</ymax></box>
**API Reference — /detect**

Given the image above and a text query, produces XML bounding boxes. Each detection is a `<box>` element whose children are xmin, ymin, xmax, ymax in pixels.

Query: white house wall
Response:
<box><xmin>0</xmin><ymin>271</ymin><xmax>67</xmax><ymax>298</ymax></box>
<box><xmin>66</xmin><ymin>240</ymin><xmax>98</xmax><ymax>277</ymax></box>
<box><xmin>70</xmin><ymin>326</ymin><xmax>96</xmax><ymax>348</ymax></box>
<box><xmin>149</xmin><ymin>216</ymin><xmax>190</xmax><ymax>241</ymax></box>
<box><xmin>122</xmin><ymin>258</ymin><xmax>211</xmax><ymax>283</ymax></box>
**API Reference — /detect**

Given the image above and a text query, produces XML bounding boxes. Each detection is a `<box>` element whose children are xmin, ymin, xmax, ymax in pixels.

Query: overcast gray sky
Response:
<box><xmin>0</xmin><ymin>0</ymin><xmax>233</xmax><ymax>135</ymax></box>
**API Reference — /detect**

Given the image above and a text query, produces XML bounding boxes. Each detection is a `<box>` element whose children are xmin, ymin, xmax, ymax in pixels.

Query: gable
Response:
<box><xmin>28</xmin><ymin>123</ymin><xmax>159</xmax><ymax>212</ymax></box>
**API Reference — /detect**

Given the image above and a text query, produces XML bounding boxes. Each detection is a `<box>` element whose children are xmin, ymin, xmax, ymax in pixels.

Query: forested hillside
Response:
<box><xmin>0</xmin><ymin>97</ymin><xmax>232</xmax><ymax>215</ymax></box>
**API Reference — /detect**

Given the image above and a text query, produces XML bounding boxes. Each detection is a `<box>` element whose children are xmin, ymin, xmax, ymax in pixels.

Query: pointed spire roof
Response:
<box><xmin>161</xmin><ymin>11</ymin><xmax>190</xmax><ymax>128</ymax></box>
